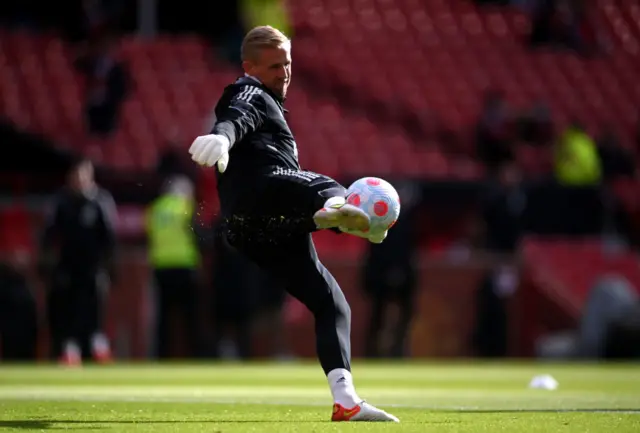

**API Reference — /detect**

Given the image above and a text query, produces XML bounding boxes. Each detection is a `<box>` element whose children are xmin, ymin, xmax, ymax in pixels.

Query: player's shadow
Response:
<box><xmin>0</xmin><ymin>420</ymin><xmax>107</xmax><ymax>430</ymax></box>
<box><xmin>0</xmin><ymin>419</ymin><xmax>320</xmax><ymax>430</ymax></box>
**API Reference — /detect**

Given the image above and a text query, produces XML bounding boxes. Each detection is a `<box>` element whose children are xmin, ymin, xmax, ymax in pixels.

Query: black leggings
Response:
<box><xmin>221</xmin><ymin>169</ymin><xmax>351</xmax><ymax>373</ymax></box>
<box><xmin>47</xmin><ymin>271</ymin><xmax>106</xmax><ymax>359</ymax></box>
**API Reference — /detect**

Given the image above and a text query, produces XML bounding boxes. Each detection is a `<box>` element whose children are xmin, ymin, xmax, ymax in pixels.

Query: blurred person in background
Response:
<box><xmin>146</xmin><ymin>176</ymin><xmax>202</xmax><ymax>359</ymax></box>
<box><xmin>554</xmin><ymin>121</ymin><xmax>601</xmax><ymax>186</ymax></box>
<box><xmin>253</xmin><ymin>274</ymin><xmax>293</xmax><ymax>360</ymax></box>
<box><xmin>529</xmin><ymin>0</ymin><xmax>600</xmax><ymax>56</ymax></box>
<box><xmin>516</xmin><ymin>101</ymin><xmax>554</xmax><ymax>148</ymax></box>
<box><xmin>157</xmin><ymin>128</ymin><xmax>199</xmax><ymax>184</ymax></box>
<box><xmin>361</xmin><ymin>215</ymin><xmax>417</xmax><ymax>358</ymax></box>
<box><xmin>480</xmin><ymin>161</ymin><xmax>526</xmax><ymax>254</ymax></box>
<box><xmin>40</xmin><ymin>159</ymin><xmax>117</xmax><ymax>365</ymax></box>
<box><xmin>68</xmin><ymin>0</ymin><xmax>124</xmax><ymax>47</ymax></box>
<box><xmin>529</xmin><ymin>0</ymin><xmax>564</xmax><ymax>48</ymax></box>
<box><xmin>75</xmin><ymin>36</ymin><xmax>131</xmax><ymax>138</ymax></box>
<box><xmin>583</xmin><ymin>276</ymin><xmax>640</xmax><ymax>359</ymax></box>
<box><xmin>595</xmin><ymin>126</ymin><xmax>640</xmax><ymax>252</ymax></box>
<box><xmin>595</xmin><ymin>126</ymin><xmax>637</xmax><ymax>182</ymax></box>
<box><xmin>475</xmin><ymin>89</ymin><xmax>513</xmax><ymax>177</ymax></box>
<box><xmin>0</xmin><ymin>249</ymin><xmax>38</xmax><ymax>360</ymax></box>
<box><xmin>537</xmin><ymin>274</ymin><xmax>640</xmax><ymax>360</ymax></box>
<box><xmin>209</xmin><ymin>0</ymin><xmax>244</xmax><ymax>65</ymax></box>
<box><xmin>210</xmin><ymin>218</ymin><xmax>293</xmax><ymax>361</ymax></box>
<box><xmin>210</xmin><ymin>217</ymin><xmax>259</xmax><ymax>360</ymax></box>
<box><xmin>361</xmin><ymin>181</ymin><xmax>419</xmax><ymax>358</ymax></box>
<box><xmin>241</xmin><ymin>0</ymin><xmax>292</xmax><ymax>39</ymax></box>
<box><xmin>209</xmin><ymin>0</ymin><xmax>292</xmax><ymax>66</ymax></box>
<box><xmin>472</xmin><ymin>161</ymin><xmax>525</xmax><ymax>357</ymax></box>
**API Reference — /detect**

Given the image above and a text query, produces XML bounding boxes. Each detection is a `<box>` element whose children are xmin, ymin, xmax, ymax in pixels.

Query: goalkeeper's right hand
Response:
<box><xmin>189</xmin><ymin>134</ymin><xmax>230</xmax><ymax>173</ymax></box>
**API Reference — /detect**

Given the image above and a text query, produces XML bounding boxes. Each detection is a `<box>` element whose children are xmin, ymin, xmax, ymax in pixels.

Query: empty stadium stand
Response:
<box><xmin>1</xmin><ymin>1</ymin><xmax>638</xmax><ymax>177</ymax></box>
<box><xmin>289</xmin><ymin>0</ymin><xmax>640</xmax><ymax>148</ymax></box>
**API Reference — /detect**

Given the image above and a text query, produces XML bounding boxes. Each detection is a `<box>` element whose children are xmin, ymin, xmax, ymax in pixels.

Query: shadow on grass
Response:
<box><xmin>0</xmin><ymin>419</ymin><xmax>324</xmax><ymax>430</ymax></box>
<box><xmin>0</xmin><ymin>420</ymin><xmax>107</xmax><ymax>430</ymax></box>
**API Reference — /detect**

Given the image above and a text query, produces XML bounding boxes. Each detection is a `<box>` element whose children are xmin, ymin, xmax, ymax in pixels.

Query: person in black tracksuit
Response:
<box><xmin>0</xmin><ymin>251</ymin><xmax>37</xmax><ymax>360</ymax></box>
<box><xmin>188</xmin><ymin>26</ymin><xmax>397</xmax><ymax>420</ymax></box>
<box><xmin>40</xmin><ymin>159</ymin><xmax>116</xmax><ymax>363</ymax></box>
<box><xmin>210</xmin><ymin>216</ymin><xmax>259</xmax><ymax>359</ymax></box>
<box><xmin>361</xmin><ymin>188</ymin><xmax>418</xmax><ymax>359</ymax></box>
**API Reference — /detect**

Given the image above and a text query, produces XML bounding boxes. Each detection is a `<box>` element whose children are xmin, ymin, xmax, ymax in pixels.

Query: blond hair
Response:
<box><xmin>241</xmin><ymin>26</ymin><xmax>291</xmax><ymax>62</ymax></box>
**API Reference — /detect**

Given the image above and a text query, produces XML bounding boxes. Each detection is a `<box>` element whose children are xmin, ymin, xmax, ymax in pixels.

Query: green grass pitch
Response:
<box><xmin>0</xmin><ymin>361</ymin><xmax>639</xmax><ymax>432</ymax></box>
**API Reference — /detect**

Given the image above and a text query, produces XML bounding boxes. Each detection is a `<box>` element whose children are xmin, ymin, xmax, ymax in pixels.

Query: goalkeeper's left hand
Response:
<box><xmin>340</xmin><ymin>227</ymin><xmax>387</xmax><ymax>244</ymax></box>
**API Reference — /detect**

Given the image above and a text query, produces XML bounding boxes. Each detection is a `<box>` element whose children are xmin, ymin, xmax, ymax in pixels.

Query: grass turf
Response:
<box><xmin>0</xmin><ymin>361</ymin><xmax>639</xmax><ymax>432</ymax></box>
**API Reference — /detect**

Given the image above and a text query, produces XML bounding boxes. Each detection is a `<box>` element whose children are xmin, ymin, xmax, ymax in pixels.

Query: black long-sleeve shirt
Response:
<box><xmin>40</xmin><ymin>187</ymin><xmax>117</xmax><ymax>274</ymax></box>
<box><xmin>211</xmin><ymin>76</ymin><xmax>300</xmax><ymax>214</ymax></box>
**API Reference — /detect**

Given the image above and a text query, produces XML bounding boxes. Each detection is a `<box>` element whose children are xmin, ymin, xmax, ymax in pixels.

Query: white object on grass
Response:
<box><xmin>528</xmin><ymin>374</ymin><xmax>559</xmax><ymax>390</ymax></box>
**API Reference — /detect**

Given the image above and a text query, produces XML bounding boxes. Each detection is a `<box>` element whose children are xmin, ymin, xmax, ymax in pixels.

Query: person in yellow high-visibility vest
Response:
<box><xmin>555</xmin><ymin>123</ymin><xmax>602</xmax><ymax>186</ymax></box>
<box><xmin>146</xmin><ymin>176</ymin><xmax>201</xmax><ymax>359</ymax></box>
<box><xmin>241</xmin><ymin>0</ymin><xmax>292</xmax><ymax>37</ymax></box>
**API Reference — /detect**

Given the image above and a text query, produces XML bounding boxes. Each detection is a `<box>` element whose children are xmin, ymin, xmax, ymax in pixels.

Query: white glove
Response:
<box><xmin>367</xmin><ymin>230</ymin><xmax>388</xmax><ymax>244</ymax></box>
<box><xmin>340</xmin><ymin>227</ymin><xmax>388</xmax><ymax>244</ymax></box>
<box><xmin>188</xmin><ymin>134</ymin><xmax>231</xmax><ymax>173</ymax></box>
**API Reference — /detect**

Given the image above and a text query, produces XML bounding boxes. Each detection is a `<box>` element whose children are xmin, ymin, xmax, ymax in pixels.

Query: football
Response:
<box><xmin>345</xmin><ymin>177</ymin><xmax>401</xmax><ymax>235</ymax></box>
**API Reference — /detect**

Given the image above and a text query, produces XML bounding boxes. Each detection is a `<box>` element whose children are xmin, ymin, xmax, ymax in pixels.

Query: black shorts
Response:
<box><xmin>220</xmin><ymin>168</ymin><xmax>346</xmax><ymax>243</ymax></box>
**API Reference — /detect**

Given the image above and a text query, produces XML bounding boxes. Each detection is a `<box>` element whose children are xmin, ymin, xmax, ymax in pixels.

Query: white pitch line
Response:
<box><xmin>1</xmin><ymin>393</ymin><xmax>639</xmax><ymax>414</ymax></box>
<box><xmin>0</xmin><ymin>386</ymin><xmax>618</xmax><ymax>399</ymax></box>
<box><xmin>0</xmin><ymin>386</ymin><xmax>638</xmax><ymax>412</ymax></box>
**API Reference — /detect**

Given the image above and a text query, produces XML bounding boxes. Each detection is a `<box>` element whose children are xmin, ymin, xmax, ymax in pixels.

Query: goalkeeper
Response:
<box><xmin>189</xmin><ymin>26</ymin><xmax>397</xmax><ymax>422</ymax></box>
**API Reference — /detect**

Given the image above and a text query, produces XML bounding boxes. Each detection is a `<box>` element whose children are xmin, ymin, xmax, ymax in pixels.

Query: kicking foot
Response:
<box><xmin>331</xmin><ymin>401</ymin><xmax>400</xmax><ymax>422</ymax></box>
<box><xmin>314</xmin><ymin>197</ymin><xmax>370</xmax><ymax>232</ymax></box>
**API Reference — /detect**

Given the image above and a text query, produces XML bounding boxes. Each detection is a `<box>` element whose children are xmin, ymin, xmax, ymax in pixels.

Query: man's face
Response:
<box><xmin>69</xmin><ymin>162</ymin><xmax>95</xmax><ymax>193</ymax></box>
<box><xmin>243</xmin><ymin>46</ymin><xmax>292</xmax><ymax>99</ymax></box>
